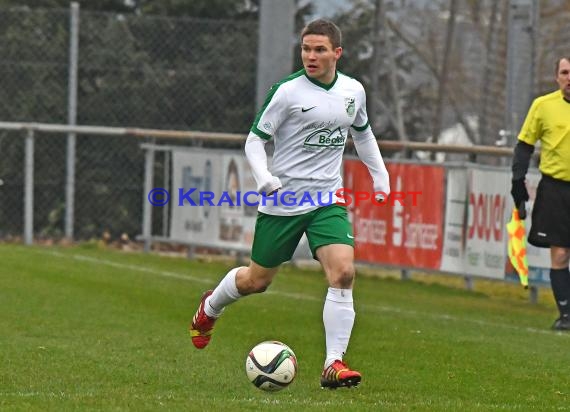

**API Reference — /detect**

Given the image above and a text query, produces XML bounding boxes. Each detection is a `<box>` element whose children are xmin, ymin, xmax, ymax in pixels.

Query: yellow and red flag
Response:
<box><xmin>506</xmin><ymin>208</ymin><xmax>529</xmax><ymax>288</ymax></box>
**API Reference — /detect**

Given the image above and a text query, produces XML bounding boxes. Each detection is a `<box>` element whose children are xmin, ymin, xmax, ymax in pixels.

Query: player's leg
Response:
<box><xmin>190</xmin><ymin>212</ymin><xmax>306</xmax><ymax>348</ymax></box>
<box><xmin>190</xmin><ymin>262</ymin><xmax>279</xmax><ymax>349</ymax></box>
<box><xmin>207</xmin><ymin>261</ymin><xmax>280</xmax><ymax>319</ymax></box>
<box><xmin>306</xmin><ymin>205</ymin><xmax>361</xmax><ymax>388</ymax></box>
<box><xmin>550</xmin><ymin>246</ymin><xmax>570</xmax><ymax>330</ymax></box>
<box><xmin>528</xmin><ymin>176</ymin><xmax>570</xmax><ymax>330</ymax></box>
<box><xmin>317</xmin><ymin>243</ymin><xmax>361</xmax><ymax>388</ymax></box>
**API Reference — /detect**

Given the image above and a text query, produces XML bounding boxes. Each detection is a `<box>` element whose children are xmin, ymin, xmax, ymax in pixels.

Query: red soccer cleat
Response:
<box><xmin>320</xmin><ymin>360</ymin><xmax>362</xmax><ymax>389</ymax></box>
<box><xmin>189</xmin><ymin>290</ymin><xmax>217</xmax><ymax>349</ymax></box>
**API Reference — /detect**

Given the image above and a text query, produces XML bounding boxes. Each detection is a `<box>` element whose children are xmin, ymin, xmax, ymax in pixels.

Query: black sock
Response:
<box><xmin>550</xmin><ymin>268</ymin><xmax>570</xmax><ymax>317</ymax></box>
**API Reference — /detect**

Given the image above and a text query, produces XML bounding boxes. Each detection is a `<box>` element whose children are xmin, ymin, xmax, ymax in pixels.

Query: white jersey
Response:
<box><xmin>250</xmin><ymin>69</ymin><xmax>371</xmax><ymax>215</ymax></box>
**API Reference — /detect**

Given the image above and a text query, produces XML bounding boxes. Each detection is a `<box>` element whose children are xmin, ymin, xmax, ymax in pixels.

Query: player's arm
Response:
<box><xmin>245</xmin><ymin>82</ymin><xmax>288</xmax><ymax>196</ymax></box>
<box><xmin>510</xmin><ymin>140</ymin><xmax>534</xmax><ymax>217</ymax></box>
<box><xmin>351</xmin><ymin>127</ymin><xmax>390</xmax><ymax>202</ymax></box>
<box><xmin>510</xmin><ymin>99</ymin><xmax>540</xmax><ymax>217</ymax></box>
<box><xmin>350</xmin><ymin>85</ymin><xmax>390</xmax><ymax>201</ymax></box>
<box><xmin>245</xmin><ymin>133</ymin><xmax>282</xmax><ymax>195</ymax></box>
<box><xmin>512</xmin><ymin>140</ymin><xmax>535</xmax><ymax>181</ymax></box>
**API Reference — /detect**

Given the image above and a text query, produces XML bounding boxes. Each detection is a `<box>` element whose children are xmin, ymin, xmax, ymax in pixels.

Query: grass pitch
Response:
<box><xmin>1</xmin><ymin>243</ymin><xmax>569</xmax><ymax>411</ymax></box>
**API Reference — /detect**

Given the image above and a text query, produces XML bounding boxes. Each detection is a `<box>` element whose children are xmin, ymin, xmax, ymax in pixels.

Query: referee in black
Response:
<box><xmin>511</xmin><ymin>56</ymin><xmax>570</xmax><ymax>331</ymax></box>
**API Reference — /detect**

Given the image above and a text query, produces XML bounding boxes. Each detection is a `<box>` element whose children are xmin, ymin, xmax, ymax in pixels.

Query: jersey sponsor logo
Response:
<box><xmin>303</xmin><ymin>127</ymin><xmax>346</xmax><ymax>149</ymax></box>
<box><xmin>301</xmin><ymin>106</ymin><xmax>317</xmax><ymax>112</ymax></box>
<box><xmin>301</xmin><ymin>120</ymin><xmax>336</xmax><ymax>132</ymax></box>
<box><xmin>347</xmin><ymin>233</ymin><xmax>354</xmax><ymax>239</ymax></box>
<box><xmin>345</xmin><ymin>97</ymin><xmax>355</xmax><ymax>116</ymax></box>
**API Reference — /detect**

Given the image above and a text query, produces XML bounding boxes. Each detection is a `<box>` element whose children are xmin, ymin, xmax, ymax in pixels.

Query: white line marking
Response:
<box><xmin>22</xmin><ymin>248</ymin><xmax>570</xmax><ymax>339</ymax></box>
<box><xmin>46</xmin><ymin>250</ymin><xmax>216</xmax><ymax>286</ymax></box>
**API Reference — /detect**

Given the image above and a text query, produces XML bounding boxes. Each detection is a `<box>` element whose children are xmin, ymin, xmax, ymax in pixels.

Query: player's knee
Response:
<box><xmin>336</xmin><ymin>265</ymin><xmax>355</xmax><ymax>288</ymax></box>
<box><xmin>551</xmin><ymin>248</ymin><xmax>570</xmax><ymax>268</ymax></box>
<box><xmin>238</xmin><ymin>275</ymin><xmax>271</xmax><ymax>295</ymax></box>
<box><xmin>248</xmin><ymin>278</ymin><xmax>271</xmax><ymax>294</ymax></box>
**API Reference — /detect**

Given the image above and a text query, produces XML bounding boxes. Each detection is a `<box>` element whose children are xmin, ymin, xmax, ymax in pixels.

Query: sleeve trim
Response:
<box><xmin>250</xmin><ymin>126</ymin><xmax>271</xmax><ymax>140</ymax></box>
<box><xmin>351</xmin><ymin>121</ymin><xmax>370</xmax><ymax>132</ymax></box>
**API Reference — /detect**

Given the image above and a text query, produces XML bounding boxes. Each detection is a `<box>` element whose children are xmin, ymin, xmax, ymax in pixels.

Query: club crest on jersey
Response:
<box><xmin>303</xmin><ymin>127</ymin><xmax>346</xmax><ymax>150</ymax></box>
<box><xmin>345</xmin><ymin>97</ymin><xmax>355</xmax><ymax>116</ymax></box>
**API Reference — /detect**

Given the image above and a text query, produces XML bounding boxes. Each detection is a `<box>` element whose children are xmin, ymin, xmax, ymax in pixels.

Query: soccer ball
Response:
<box><xmin>245</xmin><ymin>340</ymin><xmax>298</xmax><ymax>392</ymax></box>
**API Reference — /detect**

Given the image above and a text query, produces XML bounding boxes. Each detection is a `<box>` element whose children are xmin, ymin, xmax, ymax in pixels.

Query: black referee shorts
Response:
<box><xmin>528</xmin><ymin>174</ymin><xmax>570</xmax><ymax>248</ymax></box>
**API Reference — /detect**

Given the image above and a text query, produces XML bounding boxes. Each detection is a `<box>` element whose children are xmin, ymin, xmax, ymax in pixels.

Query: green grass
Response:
<box><xmin>1</xmin><ymin>243</ymin><xmax>569</xmax><ymax>411</ymax></box>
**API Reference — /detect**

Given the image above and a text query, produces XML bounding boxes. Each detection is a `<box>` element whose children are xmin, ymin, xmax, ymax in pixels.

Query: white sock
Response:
<box><xmin>323</xmin><ymin>287</ymin><xmax>355</xmax><ymax>369</ymax></box>
<box><xmin>204</xmin><ymin>267</ymin><xmax>243</xmax><ymax>318</ymax></box>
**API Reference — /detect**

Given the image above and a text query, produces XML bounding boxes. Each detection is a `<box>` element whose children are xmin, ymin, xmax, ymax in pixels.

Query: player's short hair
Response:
<box><xmin>301</xmin><ymin>19</ymin><xmax>342</xmax><ymax>49</ymax></box>
<box><xmin>555</xmin><ymin>56</ymin><xmax>570</xmax><ymax>75</ymax></box>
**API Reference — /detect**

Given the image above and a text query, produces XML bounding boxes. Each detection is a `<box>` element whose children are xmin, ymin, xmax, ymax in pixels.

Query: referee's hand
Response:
<box><xmin>510</xmin><ymin>178</ymin><xmax>529</xmax><ymax>219</ymax></box>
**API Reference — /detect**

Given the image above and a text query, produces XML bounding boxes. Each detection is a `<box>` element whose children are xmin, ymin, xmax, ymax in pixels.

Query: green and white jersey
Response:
<box><xmin>250</xmin><ymin>69</ymin><xmax>370</xmax><ymax>216</ymax></box>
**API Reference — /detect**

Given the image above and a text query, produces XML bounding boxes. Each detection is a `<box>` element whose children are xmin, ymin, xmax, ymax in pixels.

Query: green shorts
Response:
<box><xmin>250</xmin><ymin>205</ymin><xmax>354</xmax><ymax>268</ymax></box>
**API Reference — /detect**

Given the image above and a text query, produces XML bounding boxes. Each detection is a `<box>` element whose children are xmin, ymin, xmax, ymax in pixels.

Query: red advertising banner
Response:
<box><xmin>344</xmin><ymin>160</ymin><xmax>445</xmax><ymax>269</ymax></box>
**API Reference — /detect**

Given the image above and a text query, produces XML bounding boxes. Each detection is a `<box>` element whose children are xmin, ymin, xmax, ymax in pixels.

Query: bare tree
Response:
<box><xmin>477</xmin><ymin>0</ymin><xmax>502</xmax><ymax>145</ymax></box>
<box><xmin>385</xmin><ymin>17</ymin><xmax>478</xmax><ymax>144</ymax></box>
<box><xmin>431</xmin><ymin>0</ymin><xmax>458</xmax><ymax>148</ymax></box>
<box><xmin>370</xmin><ymin>0</ymin><xmax>408</xmax><ymax>142</ymax></box>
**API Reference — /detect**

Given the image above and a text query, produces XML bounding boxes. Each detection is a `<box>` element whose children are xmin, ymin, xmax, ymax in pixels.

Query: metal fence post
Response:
<box><xmin>162</xmin><ymin>150</ymin><xmax>170</xmax><ymax>237</ymax></box>
<box><xmin>529</xmin><ymin>285</ymin><xmax>538</xmax><ymax>304</ymax></box>
<box><xmin>24</xmin><ymin>129</ymin><xmax>35</xmax><ymax>245</ymax></box>
<box><xmin>256</xmin><ymin>0</ymin><xmax>295</xmax><ymax>109</ymax></box>
<box><xmin>505</xmin><ymin>0</ymin><xmax>536</xmax><ymax>145</ymax></box>
<box><xmin>464</xmin><ymin>276</ymin><xmax>474</xmax><ymax>291</ymax></box>
<box><xmin>142</xmin><ymin>143</ymin><xmax>155</xmax><ymax>252</ymax></box>
<box><xmin>65</xmin><ymin>2</ymin><xmax>80</xmax><ymax>240</ymax></box>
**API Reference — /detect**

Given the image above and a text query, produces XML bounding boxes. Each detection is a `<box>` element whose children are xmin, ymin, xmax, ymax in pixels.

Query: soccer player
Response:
<box><xmin>190</xmin><ymin>19</ymin><xmax>390</xmax><ymax>387</ymax></box>
<box><xmin>510</xmin><ymin>56</ymin><xmax>570</xmax><ymax>331</ymax></box>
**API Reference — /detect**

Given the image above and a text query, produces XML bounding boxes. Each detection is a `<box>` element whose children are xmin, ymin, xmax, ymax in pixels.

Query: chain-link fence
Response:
<box><xmin>537</xmin><ymin>2</ymin><xmax>570</xmax><ymax>91</ymax></box>
<box><xmin>0</xmin><ymin>2</ymin><xmax>569</xmax><ymax>243</ymax></box>
<box><xmin>334</xmin><ymin>0</ymin><xmax>570</xmax><ymax>149</ymax></box>
<box><xmin>0</xmin><ymin>7</ymin><xmax>257</xmax><ymax>242</ymax></box>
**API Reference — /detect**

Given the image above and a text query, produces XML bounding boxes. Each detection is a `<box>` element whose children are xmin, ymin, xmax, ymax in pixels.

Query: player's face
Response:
<box><xmin>301</xmin><ymin>34</ymin><xmax>342</xmax><ymax>85</ymax></box>
<box><xmin>556</xmin><ymin>58</ymin><xmax>570</xmax><ymax>100</ymax></box>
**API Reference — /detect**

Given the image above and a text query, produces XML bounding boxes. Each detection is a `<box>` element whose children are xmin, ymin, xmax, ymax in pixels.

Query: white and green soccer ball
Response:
<box><xmin>245</xmin><ymin>340</ymin><xmax>298</xmax><ymax>392</ymax></box>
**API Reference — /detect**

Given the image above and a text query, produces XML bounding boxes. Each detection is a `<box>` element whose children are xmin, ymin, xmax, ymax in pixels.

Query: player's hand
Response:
<box><xmin>258</xmin><ymin>176</ymin><xmax>282</xmax><ymax>196</ymax></box>
<box><xmin>373</xmin><ymin>186</ymin><xmax>390</xmax><ymax>203</ymax></box>
<box><xmin>510</xmin><ymin>179</ymin><xmax>529</xmax><ymax>218</ymax></box>
<box><xmin>374</xmin><ymin>192</ymin><xmax>387</xmax><ymax>203</ymax></box>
